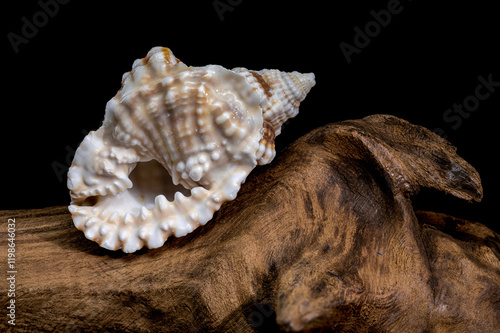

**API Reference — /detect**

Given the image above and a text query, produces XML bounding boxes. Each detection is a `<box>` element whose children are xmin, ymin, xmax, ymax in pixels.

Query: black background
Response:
<box><xmin>4</xmin><ymin>0</ymin><xmax>499</xmax><ymax>232</ymax></box>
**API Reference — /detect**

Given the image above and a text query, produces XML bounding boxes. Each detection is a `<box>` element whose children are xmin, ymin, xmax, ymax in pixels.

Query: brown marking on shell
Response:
<box><xmin>261</xmin><ymin>121</ymin><xmax>275</xmax><ymax>144</ymax></box>
<box><xmin>162</xmin><ymin>47</ymin><xmax>173</xmax><ymax>63</ymax></box>
<box><xmin>250</xmin><ymin>71</ymin><xmax>273</xmax><ymax>98</ymax></box>
<box><xmin>159</xmin><ymin>47</ymin><xmax>183</xmax><ymax>67</ymax></box>
<box><xmin>257</xmin><ymin>121</ymin><xmax>276</xmax><ymax>165</ymax></box>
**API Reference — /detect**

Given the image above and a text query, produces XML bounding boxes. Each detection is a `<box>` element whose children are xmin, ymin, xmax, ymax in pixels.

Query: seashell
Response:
<box><xmin>67</xmin><ymin>47</ymin><xmax>315</xmax><ymax>252</ymax></box>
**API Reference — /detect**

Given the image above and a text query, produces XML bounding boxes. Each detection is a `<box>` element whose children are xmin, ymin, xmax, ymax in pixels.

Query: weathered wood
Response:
<box><xmin>1</xmin><ymin>115</ymin><xmax>498</xmax><ymax>332</ymax></box>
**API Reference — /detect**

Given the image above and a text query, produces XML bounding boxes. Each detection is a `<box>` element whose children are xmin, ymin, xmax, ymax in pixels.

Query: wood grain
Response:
<box><xmin>1</xmin><ymin>115</ymin><xmax>498</xmax><ymax>332</ymax></box>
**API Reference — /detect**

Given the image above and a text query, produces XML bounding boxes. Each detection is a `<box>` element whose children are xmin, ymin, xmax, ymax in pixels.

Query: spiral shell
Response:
<box><xmin>67</xmin><ymin>47</ymin><xmax>315</xmax><ymax>252</ymax></box>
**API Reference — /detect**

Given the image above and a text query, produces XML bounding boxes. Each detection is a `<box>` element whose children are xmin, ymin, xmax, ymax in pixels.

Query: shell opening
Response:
<box><xmin>78</xmin><ymin>160</ymin><xmax>193</xmax><ymax>209</ymax></box>
<box><xmin>81</xmin><ymin>196</ymin><xmax>99</xmax><ymax>207</ymax></box>
<box><xmin>128</xmin><ymin>160</ymin><xmax>192</xmax><ymax>208</ymax></box>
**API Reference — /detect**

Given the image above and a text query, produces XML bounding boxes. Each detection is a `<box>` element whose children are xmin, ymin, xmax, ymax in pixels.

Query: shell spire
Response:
<box><xmin>232</xmin><ymin>68</ymin><xmax>315</xmax><ymax>135</ymax></box>
<box><xmin>67</xmin><ymin>47</ymin><xmax>315</xmax><ymax>252</ymax></box>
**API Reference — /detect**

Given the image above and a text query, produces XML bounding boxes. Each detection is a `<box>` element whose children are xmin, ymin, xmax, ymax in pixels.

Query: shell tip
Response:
<box><xmin>296</xmin><ymin>72</ymin><xmax>316</xmax><ymax>94</ymax></box>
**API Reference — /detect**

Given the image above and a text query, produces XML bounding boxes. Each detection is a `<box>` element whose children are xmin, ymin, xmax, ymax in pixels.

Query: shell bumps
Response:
<box><xmin>67</xmin><ymin>47</ymin><xmax>315</xmax><ymax>252</ymax></box>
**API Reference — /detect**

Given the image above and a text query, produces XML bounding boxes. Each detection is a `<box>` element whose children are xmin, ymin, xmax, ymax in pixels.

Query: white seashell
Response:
<box><xmin>67</xmin><ymin>47</ymin><xmax>315</xmax><ymax>252</ymax></box>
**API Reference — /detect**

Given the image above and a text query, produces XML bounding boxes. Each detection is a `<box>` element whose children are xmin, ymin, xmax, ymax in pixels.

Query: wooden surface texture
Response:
<box><xmin>1</xmin><ymin>115</ymin><xmax>499</xmax><ymax>332</ymax></box>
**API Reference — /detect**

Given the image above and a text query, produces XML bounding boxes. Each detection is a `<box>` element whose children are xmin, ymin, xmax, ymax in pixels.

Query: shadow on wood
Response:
<box><xmin>1</xmin><ymin>115</ymin><xmax>499</xmax><ymax>332</ymax></box>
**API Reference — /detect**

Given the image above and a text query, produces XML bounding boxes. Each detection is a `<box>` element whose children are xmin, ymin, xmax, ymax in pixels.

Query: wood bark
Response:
<box><xmin>1</xmin><ymin>115</ymin><xmax>499</xmax><ymax>332</ymax></box>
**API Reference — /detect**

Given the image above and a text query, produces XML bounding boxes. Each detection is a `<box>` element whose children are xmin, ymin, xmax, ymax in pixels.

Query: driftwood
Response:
<box><xmin>1</xmin><ymin>114</ymin><xmax>499</xmax><ymax>332</ymax></box>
